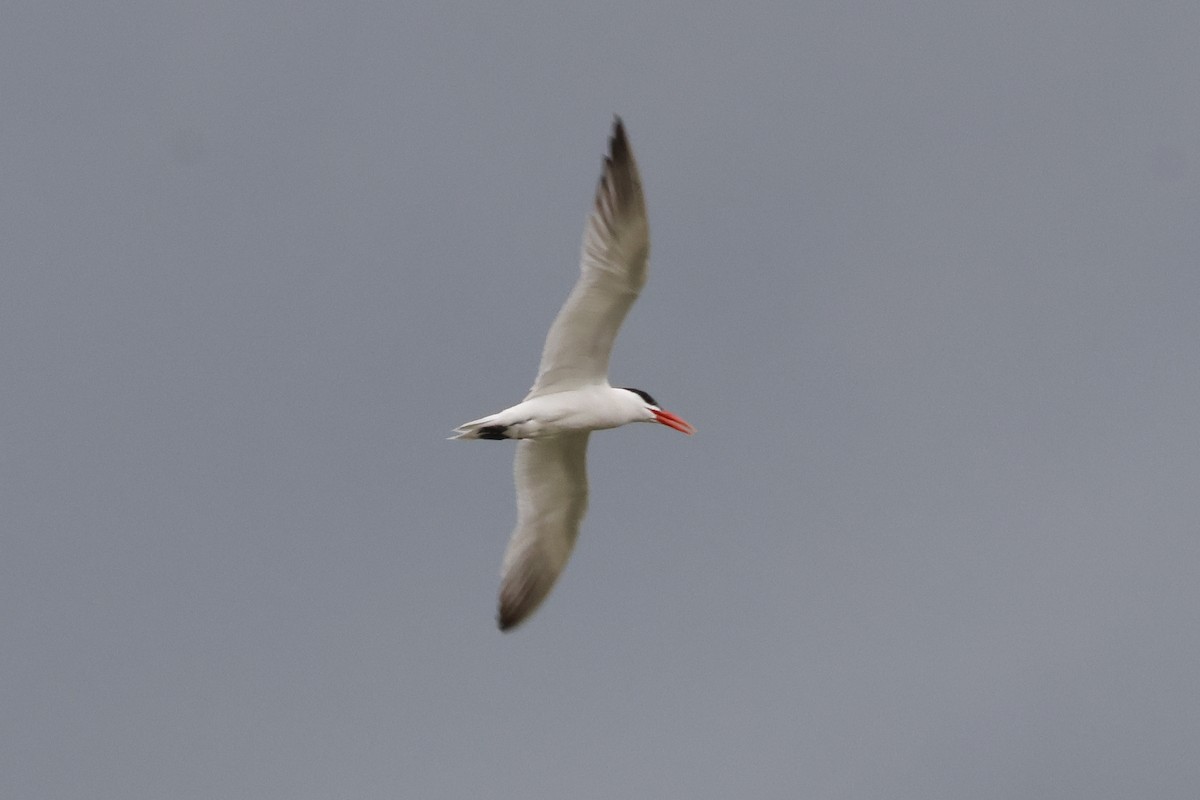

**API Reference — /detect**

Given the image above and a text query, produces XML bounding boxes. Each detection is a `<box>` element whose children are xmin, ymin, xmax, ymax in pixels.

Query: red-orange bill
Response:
<box><xmin>652</xmin><ymin>409</ymin><xmax>696</xmax><ymax>435</ymax></box>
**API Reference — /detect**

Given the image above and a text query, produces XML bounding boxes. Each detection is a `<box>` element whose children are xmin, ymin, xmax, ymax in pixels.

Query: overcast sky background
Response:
<box><xmin>4</xmin><ymin>2</ymin><xmax>1200</xmax><ymax>798</ymax></box>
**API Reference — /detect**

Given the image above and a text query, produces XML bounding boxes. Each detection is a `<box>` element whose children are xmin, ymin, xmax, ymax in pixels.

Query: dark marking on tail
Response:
<box><xmin>478</xmin><ymin>424</ymin><xmax>510</xmax><ymax>440</ymax></box>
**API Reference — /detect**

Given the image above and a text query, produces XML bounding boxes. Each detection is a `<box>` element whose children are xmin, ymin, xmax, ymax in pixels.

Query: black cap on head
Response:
<box><xmin>621</xmin><ymin>387</ymin><xmax>659</xmax><ymax>407</ymax></box>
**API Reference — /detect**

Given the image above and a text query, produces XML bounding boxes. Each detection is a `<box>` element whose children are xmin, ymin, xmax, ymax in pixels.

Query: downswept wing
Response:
<box><xmin>526</xmin><ymin>118</ymin><xmax>650</xmax><ymax>400</ymax></box>
<box><xmin>497</xmin><ymin>433</ymin><xmax>590</xmax><ymax>630</ymax></box>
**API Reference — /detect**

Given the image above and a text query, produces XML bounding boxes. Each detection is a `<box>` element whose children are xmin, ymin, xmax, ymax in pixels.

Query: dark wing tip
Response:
<box><xmin>497</xmin><ymin>593</ymin><xmax>532</xmax><ymax>632</ymax></box>
<box><xmin>497</xmin><ymin>539</ymin><xmax>570</xmax><ymax>632</ymax></box>
<box><xmin>497</xmin><ymin>565</ymin><xmax>551</xmax><ymax>633</ymax></box>
<box><xmin>593</xmin><ymin>115</ymin><xmax>640</xmax><ymax>221</ymax></box>
<box><xmin>608</xmin><ymin>115</ymin><xmax>630</xmax><ymax>167</ymax></box>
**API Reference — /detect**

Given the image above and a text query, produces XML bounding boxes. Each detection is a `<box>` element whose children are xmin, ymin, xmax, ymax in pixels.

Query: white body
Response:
<box><xmin>452</xmin><ymin>118</ymin><xmax>691</xmax><ymax>631</ymax></box>
<box><xmin>454</xmin><ymin>385</ymin><xmax>655</xmax><ymax>440</ymax></box>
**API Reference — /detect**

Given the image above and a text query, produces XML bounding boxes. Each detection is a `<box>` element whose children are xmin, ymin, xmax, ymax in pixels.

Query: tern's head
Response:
<box><xmin>620</xmin><ymin>387</ymin><xmax>695</xmax><ymax>435</ymax></box>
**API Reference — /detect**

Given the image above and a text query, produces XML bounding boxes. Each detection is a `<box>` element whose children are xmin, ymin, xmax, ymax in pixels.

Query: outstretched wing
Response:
<box><xmin>497</xmin><ymin>433</ymin><xmax>590</xmax><ymax>630</ymax></box>
<box><xmin>526</xmin><ymin>117</ymin><xmax>650</xmax><ymax>399</ymax></box>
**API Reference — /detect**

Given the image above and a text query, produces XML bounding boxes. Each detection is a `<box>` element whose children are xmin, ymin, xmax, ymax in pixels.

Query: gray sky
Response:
<box><xmin>4</xmin><ymin>2</ymin><xmax>1199</xmax><ymax>798</ymax></box>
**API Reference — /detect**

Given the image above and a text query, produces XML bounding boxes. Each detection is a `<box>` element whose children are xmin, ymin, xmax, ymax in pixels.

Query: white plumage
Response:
<box><xmin>452</xmin><ymin>118</ymin><xmax>693</xmax><ymax>631</ymax></box>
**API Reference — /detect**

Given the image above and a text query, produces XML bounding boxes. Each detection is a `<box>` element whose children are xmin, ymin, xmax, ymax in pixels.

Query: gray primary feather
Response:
<box><xmin>525</xmin><ymin>117</ymin><xmax>650</xmax><ymax>399</ymax></box>
<box><xmin>497</xmin><ymin>433</ymin><xmax>590</xmax><ymax>630</ymax></box>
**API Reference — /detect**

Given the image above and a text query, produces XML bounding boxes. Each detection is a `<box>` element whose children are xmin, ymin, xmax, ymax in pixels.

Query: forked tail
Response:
<box><xmin>449</xmin><ymin>415</ymin><xmax>511</xmax><ymax>441</ymax></box>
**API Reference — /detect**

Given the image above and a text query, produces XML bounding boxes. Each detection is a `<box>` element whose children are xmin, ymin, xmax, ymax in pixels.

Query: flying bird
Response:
<box><xmin>452</xmin><ymin>117</ymin><xmax>694</xmax><ymax>631</ymax></box>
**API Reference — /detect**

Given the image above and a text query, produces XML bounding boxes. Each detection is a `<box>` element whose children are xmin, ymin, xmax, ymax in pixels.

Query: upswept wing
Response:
<box><xmin>526</xmin><ymin>117</ymin><xmax>650</xmax><ymax>399</ymax></box>
<box><xmin>497</xmin><ymin>433</ymin><xmax>590</xmax><ymax>630</ymax></box>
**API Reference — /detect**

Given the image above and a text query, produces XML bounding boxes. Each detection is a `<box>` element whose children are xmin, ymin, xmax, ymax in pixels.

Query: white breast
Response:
<box><xmin>496</xmin><ymin>386</ymin><xmax>645</xmax><ymax>439</ymax></box>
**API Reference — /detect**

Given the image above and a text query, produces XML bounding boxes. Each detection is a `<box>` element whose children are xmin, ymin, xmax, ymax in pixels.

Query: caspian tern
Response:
<box><xmin>452</xmin><ymin>117</ymin><xmax>694</xmax><ymax>631</ymax></box>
